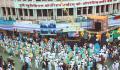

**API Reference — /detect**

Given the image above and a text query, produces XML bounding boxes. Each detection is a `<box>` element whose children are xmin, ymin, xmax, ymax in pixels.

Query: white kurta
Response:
<box><xmin>35</xmin><ymin>59</ymin><xmax>39</xmax><ymax>69</ymax></box>
<box><xmin>48</xmin><ymin>62</ymin><xmax>51</xmax><ymax>70</ymax></box>
<box><xmin>115</xmin><ymin>62</ymin><xmax>119</xmax><ymax>70</ymax></box>
<box><xmin>54</xmin><ymin>62</ymin><xmax>59</xmax><ymax>70</ymax></box>
<box><xmin>97</xmin><ymin>64</ymin><xmax>102</xmax><ymax>70</ymax></box>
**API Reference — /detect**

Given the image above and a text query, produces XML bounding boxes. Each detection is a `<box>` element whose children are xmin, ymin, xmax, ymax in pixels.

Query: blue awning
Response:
<box><xmin>0</xmin><ymin>20</ymin><xmax>15</xmax><ymax>25</ymax></box>
<box><xmin>13</xmin><ymin>21</ymin><xmax>40</xmax><ymax>32</ymax></box>
<box><xmin>108</xmin><ymin>19</ymin><xmax>120</xmax><ymax>26</ymax></box>
<box><xmin>0</xmin><ymin>20</ymin><xmax>15</xmax><ymax>30</ymax></box>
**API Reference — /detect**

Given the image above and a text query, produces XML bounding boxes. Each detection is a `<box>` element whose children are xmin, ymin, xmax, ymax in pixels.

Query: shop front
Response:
<box><xmin>87</xmin><ymin>15</ymin><xmax>108</xmax><ymax>31</ymax></box>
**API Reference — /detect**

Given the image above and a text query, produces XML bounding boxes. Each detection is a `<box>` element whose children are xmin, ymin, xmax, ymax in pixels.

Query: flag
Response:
<box><xmin>94</xmin><ymin>43</ymin><xmax>100</xmax><ymax>54</ymax></box>
<box><xmin>106</xmin><ymin>32</ymin><xmax>110</xmax><ymax>39</ymax></box>
<box><xmin>96</xmin><ymin>33</ymin><xmax>101</xmax><ymax>41</ymax></box>
<box><xmin>80</xmin><ymin>31</ymin><xmax>84</xmax><ymax>37</ymax></box>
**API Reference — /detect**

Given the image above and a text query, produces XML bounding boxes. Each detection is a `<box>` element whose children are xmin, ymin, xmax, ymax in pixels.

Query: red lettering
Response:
<box><xmin>63</xmin><ymin>3</ymin><xmax>65</xmax><ymax>6</ymax></box>
<box><xmin>29</xmin><ymin>4</ymin><xmax>33</xmax><ymax>7</ymax></box>
<box><xmin>107</xmin><ymin>0</ymin><xmax>112</xmax><ymax>2</ymax></box>
<box><xmin>19</xmin><ymin>4</ymin><xmax>25</xmax><ymax>7</ymax></box>
<box><xmin>91</xmin><ymin>1</ymin><xmax>94</xmax><ymax>4</ymax></box>
<box><xmin>89</xmin><ymin>1</ymin><xmax>92</xmax><ymax>4</ymax></box>
<box><xmin>55</xmin><ymin>4</ymin><xmax>60</xmax><ymax>7</ymax></box>
<box><xmin>50</xmin><ymin>3</ymin><xmax>54</xmax><ymax>7</ymax></box>
<box><xmin>26</xmin><ymin>4</ymin><xmax>30</xmax><ymax>8</ymax></box>
<box><xmin>18</xmin><ymin>0</ymin><xmax>113</xmax><ymax>8</ymax></box>
<box><xmin>99</xmin><ymin>0</ymin><xmax>105</xmax><ymax>3</ymax></box>
<box><xmin>103</xmin><ymin>0</ymin><xmax>107</xmax><ymax>2</ymax></box>
<box><xmin>34</xmin><ymin>4</ymin><xmax>37</xmax><ymax>7</ymax></box>
<box><xmin>83</xmin><ymin>2</ymin><xmax>87</xmax><ymax>5</ymax></box>
<box><xmin>39</xmin><ymin>4</ymin><xmax>44</xmax><ymax>7</ymax></box>
<box><xmin>45</xmin><ymin>4</ymin><xmax>49</xmax><ymax>7</ymax></box>
<box><xmin>37</xmin><ymin>5</ymin><xmax>41</xmax><ymax>7</ymax></box>
<box><xmin>65</xmin><ymin>3</ymin><xmax>69</xmax><ymax>6</ymax></box>
<box><xmin>76</xmin><ymin>2</ymin><xmax>81</xmax><ymax>6</ymax></box>
<box><xmin>71</xmin><ymin>3</ymin><xmax>75</xmax><ymax>6</ymax></box>
<box><xmin>95</xmin><ymin>1</ymin><xmax>98</xmax><ymax>4</ymax></box>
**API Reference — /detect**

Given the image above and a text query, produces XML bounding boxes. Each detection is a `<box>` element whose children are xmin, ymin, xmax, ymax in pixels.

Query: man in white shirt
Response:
<box><xmin>48</xmin><ymin>61</ymin><xmax>52</xmax><ymax>70</ymax></box>
<box><xmin>112</xmin><ymin>62</ymin><xmax>116</xmax><ymax>70</ymax></box>
<box><xmin>115</xmin><ymin>61</ymin><xmax>119</xmax><ymax>70</ymax></box>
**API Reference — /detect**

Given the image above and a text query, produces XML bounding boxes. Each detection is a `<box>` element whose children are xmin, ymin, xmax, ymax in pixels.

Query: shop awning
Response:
<box><xmin>13</xmin><ymin>21</ymin><xmax>40</xmax><ymax>32</ymax></box>
<box><xmin>87</xmin><ymin>15</ymin><xmax>108</xmax><ymax>20</ymax></box>
<box><xmin>0</xmin><ymin>20</ymin><xmax>15</xmax><ymax>25</ymax></box>
<box><xmin>0</xmin><ymin>20</ymin><xmax>15</xmax><ymax>30</ymax></box>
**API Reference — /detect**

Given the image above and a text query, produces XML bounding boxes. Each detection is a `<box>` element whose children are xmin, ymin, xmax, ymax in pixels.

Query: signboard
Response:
<box><xmin>40</xmin><ymin>20</ymin><xmax>56</xmax><ymax>35</ymax></box>
<box><xmin>68</xmin><ymin>32</ymin><xmax>79</xmax><ymax>37</ymax></box>
<box><xmin>13</xmin><ymin>0</ymin><xmax>118</xmax><ymax>9</ymax></box>
<box><xmin>108</xmin><ymin>19</ymin><xmax>120</xmax><ymax>26</ymax></box>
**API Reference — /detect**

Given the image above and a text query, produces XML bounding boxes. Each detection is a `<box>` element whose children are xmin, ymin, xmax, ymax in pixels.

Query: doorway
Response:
<box><xmin>94</xmin><ymin>22</ymin><xmax>101</xmax><ymax>31</ymax></box>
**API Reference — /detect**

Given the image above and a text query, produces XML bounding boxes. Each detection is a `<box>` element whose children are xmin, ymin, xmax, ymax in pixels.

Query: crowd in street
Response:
<box><xmin>0</xmin><ymin>32</ymin><xmax>120</xmax><ymax>70</ymax></box>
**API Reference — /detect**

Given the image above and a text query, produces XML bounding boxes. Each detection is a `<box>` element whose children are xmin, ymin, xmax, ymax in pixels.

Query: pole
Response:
<box><xmin>13</xmin><ymin>28</ymin><xmax>15</xmax><ymax>39</ymax></box>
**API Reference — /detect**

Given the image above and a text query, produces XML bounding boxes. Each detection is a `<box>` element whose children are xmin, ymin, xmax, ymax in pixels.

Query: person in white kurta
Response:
<box><xmin>115</xmin><ymin>62</ymin><xmax>119</xmax><ymax>70</ymax></box>
<box><xmin>112</xmin><ymin>63</ymin><xmax>116</xmax><ymax>70</ymax></box>
<box><xmin>35</xmin><ymin>56</ymin><xmax>39</xmax><ymax>69</ymax></box>
<box><xmin>97</xmin><ymin>63</ymin><xmax>102</xmax><ymax>70</ymax></box>
<box><xmin>54</xmin><ymin>62</ymin><xmax>59</xmax><ymax>70</ymax></box>
<box><xmin>20</xmin><ymin>52</ymin><xmax>24</xmax><ymax>63</ymax></box>
<box><xmin>81</xmin><ymin>59</ymin><xmax>86</xmax><ymax>70</ymax></box>
<box><xmin>48</xmin><ymin>61</ymin><xmax>51</xmax><ymax>70</ymax></box>
<box><xmin>0</xmin><ymin>67</ymin><xmax>2</xmax><ymax>70</ymax></box>
<box><xmin>25</xmin><ymin>55</ymin><xmax>31</xmax><ymax>67</ymax></box>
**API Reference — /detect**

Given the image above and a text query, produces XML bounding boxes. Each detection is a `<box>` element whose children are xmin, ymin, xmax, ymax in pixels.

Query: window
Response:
<box><xmin>119</xmin><ymin>3</ymin><xmax>120</xmax><ymax>10</ymax></box>
<box><xmin>48</xmin><ymin>9</ymin><xmax>53</xmax><ymax>16</ymax></box>
<box><xmin>63</xmin><ymin>9</ymin><xmax>67</xmax><ymax>16</ymax></box>
<box><xmin>88</xmin><ymin>6</ymin><xmax>92</xmax><ymax>14</ymax></box>
<box><xmin>96</xmin><ymin>6</ymin><xmax>99</xmax><ymax>13</ymax></box>
<box><xmin>24</xmin><ymin>9</ymin><xmax>28</xmax><ymax>16</ymax></box>
<box><xmin>106</xmin><ymin>5</ymin><xmax>109</xmax><ymax>12</ymax></box>
<box><xmin>7</xmin><ymin>8</ymin><xmax>11</xmax><ymax>15</ymax></box>
<box><xmin>2</xmin><ymin>7</ymin><xmax>6</xmax><ymax>15</ymax></box>
<box><xmin>117</xmin><ymin>3</ymin><xmax>119</xmax><ymax>10</ymax></box>
<box><xmin>69</xmin><ymin>8</ymin><xmax>73</xmax><ymax>15</ymax></box>
<box><xmin>83</xmin><ymin>7</ymin><xmax>86</xmax><ymax>14</ymax></box>
<box><xmin>43</xmin><ymin>9</ymin><xmax>47</xmax><ymax>16</ymax></box>
<box><xmin>57</xmin><ymin>9</ymin><xmax>62</xmax><ymax>16</ymax></box>
<box><xmin>19</xmin><ymin>9</ymin><xmax>23</xmax><ymax>16</ymax></box>
<box><xmin>36</xmin><ymin>0</ymin><xmax>41</xmax><ymax>1</ymax></box>
<box><xmin>37</xmin><ymin>9</ymin><xmax>42</xmax><ymax>16</ymax></box>
<box><xmin>28</xmin><ymin>0</ymin><xmax>32</xmax><ymax>1</ymax></box>
<box><xmin>42</xmin><ymin>0</ymin><xmax>48</xmax><ymax>1</ymax></box>
<box><xmin>101</xmin><ymin>5</ymin><xmax>104</xmax><ymax>12</ymax></box>
<box><xmin>113</xmin><ymin>4</ymin><xmax>116</xmax><ymax>10</ymax></box>
<box><xmin>77</xmin><ymin>7</ymin><xmax>81</xmax><ymax>15</ymax></box>
<box><xmin>12</xmin><ymin>8</ymin><xmax>15</xmax><ymax>15</ymax></box>
<box><xmin>29</xmin><ymin>9</ymin><xmax>33</xmax><ymax>16</ymax></box>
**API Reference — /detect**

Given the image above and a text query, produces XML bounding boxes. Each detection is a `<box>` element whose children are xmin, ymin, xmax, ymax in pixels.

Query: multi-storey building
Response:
<box><xmin>0</xmin><ymin>0</ymin><xmax>120</xmax><ymax>21</ymax></box>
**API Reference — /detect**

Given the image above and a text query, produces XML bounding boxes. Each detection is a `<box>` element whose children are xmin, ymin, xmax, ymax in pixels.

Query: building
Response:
<box><xmin>0</xmin><ymin>0</ymin><xmax>120</xmax><ymax>21</ymax></box>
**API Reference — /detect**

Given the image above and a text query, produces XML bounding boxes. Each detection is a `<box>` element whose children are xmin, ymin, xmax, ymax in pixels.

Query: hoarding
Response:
<box><xmin>13</xmin><ymin>0</ymin><xmax>118</xmax><ymax>9</ymax></box>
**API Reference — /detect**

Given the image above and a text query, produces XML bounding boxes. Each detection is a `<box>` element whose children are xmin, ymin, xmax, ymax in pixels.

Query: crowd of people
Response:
<box><xmin>0</xmin><ymin>56</ymin><xmax>15</xmax><ymax>70</ymax></box>
<box><xmin>0</xmin><ymin>32</ymin><xmax>120</xmax><ymax>70</ymax></box>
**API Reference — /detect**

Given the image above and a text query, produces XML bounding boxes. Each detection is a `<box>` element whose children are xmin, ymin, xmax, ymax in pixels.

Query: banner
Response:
<box><xmin>0</xmin><ymin>20</ymin><xmax>15</xmax><ymax>25</ymax></box>
<box><xmin>68</xmin><ymin>32</ymin><xmax>79</xmax><ymax>37</ymax></box>
<box><xmin>13</xmin><ymin>0</ymin><xmax>118</xmax><ymax>9</ymax></box>
<box><xmin>108</xmin><ymin>19</ymin><xmax>120</xmax><ymax>26</ymax></box>
<box><xmin>40</xmin><ymin>20</ymin><xmax>56</xmax><ymax>35</ymax></box>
